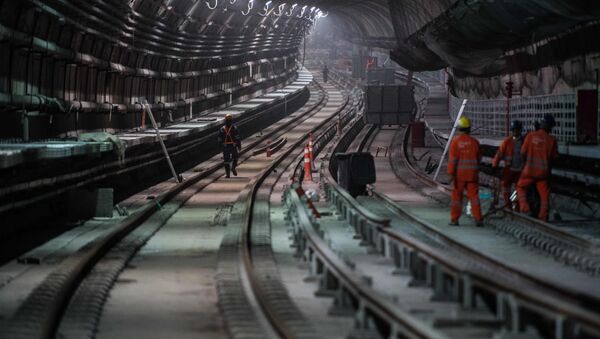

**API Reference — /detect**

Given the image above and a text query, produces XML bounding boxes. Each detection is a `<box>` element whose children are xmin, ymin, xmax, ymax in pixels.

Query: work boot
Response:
<box><xmin>224</xmin><ymin>164</ymin><xmax>231</xmax><ymax>178</ymax></box>
<box><xmin>232</xmin><ymin>159</ymin><xmax>238</xmax><ymax>176</ymax></box>
<box><xmin>448</xmin><ymin>220</ymin><xmax>459</xmax><ymax>226</ymax></box>
<box><xmin>476</xmin><ymin>220</ymin><xmax>484</xmax><ymax>227</ymax></box>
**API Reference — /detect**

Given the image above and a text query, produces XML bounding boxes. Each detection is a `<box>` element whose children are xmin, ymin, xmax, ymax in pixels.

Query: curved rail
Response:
<box><xmin>370</xmin><ymin>189</ymin><xmax>600</xmax><ymax>335</ymax></box>
<box><xmin>288</xmin><ymin>94</ymin><xmax>600</xmax><ymax>338</ymax></box>
<box><xmin>0</xmin><ymin>83</ymin><xmax>328</xmax><ymax>339</ymax></box>
<box><xmin>283</xmin><ymin>82</ymin><xmax>452</xmax><ymax>338</ymax></box>
<box><xmin>285</xmin><ymin>186</ymin><xmax>449</xmax><ymax>339</ymax></box>
<box><xmin>354</xmin><ymin>126</ymin><xmax>600</xmax><ymax>337</ymax></box>
<box><xmin>227</xmin><ymin>80</ymin><xmax>361</xmax><ymax>338</ymax></box>
<box><xmin>399</xmin><ymin>124</ymin><xmax>600</xmax><ymax>270</ymax></box>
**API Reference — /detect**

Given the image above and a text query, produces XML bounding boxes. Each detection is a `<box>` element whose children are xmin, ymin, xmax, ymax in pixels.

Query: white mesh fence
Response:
<box><xmin>449</xmin><ymin>93</ymin><xmax>599</xmax><ymax>143</ymax></box>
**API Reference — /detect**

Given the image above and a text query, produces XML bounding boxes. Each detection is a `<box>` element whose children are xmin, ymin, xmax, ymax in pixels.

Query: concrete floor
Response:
<box><xmin>97</xmin><ymin>83</ymin><xmax>347</xmax><ymax>337</ymax></box>
<box><xmin>364</xmin><ymin>127</ymin><xmax>600</xmax><ymax>304</ymax></box>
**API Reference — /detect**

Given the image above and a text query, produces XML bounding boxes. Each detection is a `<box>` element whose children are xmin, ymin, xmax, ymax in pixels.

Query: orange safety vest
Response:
<box><xmin>222</xmin><ymin>126</ymin><xmax>236</xmax><ymax>145</ymax></box>
<box><xmin>521</xmin><ymin>130</ymin><xmax>558</xmax><ymax>179</ymax></box>
<box><xmin>492</xmin><ymin>136</ymin><xmax>515</xmax><ymax>168</ymax></box>
<box><xmin>448</xmin><ymin>133</ymin><xmax>481</xmax><ymax>182</ymax></box>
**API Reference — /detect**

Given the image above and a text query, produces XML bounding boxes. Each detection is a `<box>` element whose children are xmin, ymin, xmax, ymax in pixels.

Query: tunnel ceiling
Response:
<box><xmin>305</xmin><ymin>0</ymin><xmax>600</xmax><ymax>77</ymax></box>
<box><xmin>106</xmin><ymin>0</ymin><xmax>600</xmax><ymax>77</ymax></box>
<box><xmin>2</xmin><ymin>0</ymin><xmax>599</xmax><ymax>87</ymax></box>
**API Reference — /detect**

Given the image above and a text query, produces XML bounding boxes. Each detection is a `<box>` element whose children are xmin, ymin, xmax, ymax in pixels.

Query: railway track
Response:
<box><xmin>395</xmin><ymin>125</ymin><xmax>600</xmax><ymax>274</ymax></box>
<box><xmin>216</xmin><ymin>78</ymin><xmax>356</xmax><ymax>338</ymax></box>
<box><xmin>398</xmin><ymin>70</ymin><xmax>600</xmax><ymax>275</ymax></box>
<box><xmin>284</xmin><ymin>81</ymin><xmax>600</xmax><ymax>338</ymax></box>
<box><xmin>0</xmin><ymin>75</ymin><xmax>359</xmax><ymax>338</ymax></box>
<box><xmin>2</xmin><ymin>67</ymin><xmax>598</xmax><ymax>339</ymax></box>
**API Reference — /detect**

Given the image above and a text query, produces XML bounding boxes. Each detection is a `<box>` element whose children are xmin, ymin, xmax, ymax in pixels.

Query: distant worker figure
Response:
<box><xmin>516</xmin><ymin>114</ymin><xmax>558</xmax><ymax>221</ymax></box>
<box><xmin>322</xmin><ymin>65</ymin><xmax>329</xmax><ymax>83</ymax></box>
<box><xmin>448</xmin><ymin>116</ymin><xmax>483</xmax><ymax>227</ymax></box>
<box><xmin>218</xmin><ymin>114</ymin><xmax>241</xmax><ymax>178</ymax></box>
<box><xmin>492</xmin><ymin>120</ymin><xmax>524</xmax><ymax>209</ymax></box>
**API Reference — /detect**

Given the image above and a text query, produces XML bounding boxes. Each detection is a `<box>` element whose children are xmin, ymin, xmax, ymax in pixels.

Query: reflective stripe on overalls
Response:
<box><xmin>223</xmin><ymin>126</ymin><xmax>235</xmax><ymax>145</ymax></box>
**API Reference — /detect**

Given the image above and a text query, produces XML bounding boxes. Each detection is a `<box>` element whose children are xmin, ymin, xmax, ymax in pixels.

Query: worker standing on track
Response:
<box><xmin>322</xmin><ymin>64</ymin><xmax>329</xmax><ymax>83</ymax></box>
<box><xmin>492</xmin><ymin>120</ymin><xmax>524</xmax><ymax>210</ymax></box>
<box><xmin>218</xmin><ymin>114</ymin><xmax>242</xmax><ymax>178</ymax></box>
<box><xmin>448</xmin><ymin>116</ymin><xmax>484</xmax><ymax>227</ymax></box>
<box><xmin>516</xmin><ymin>114</ymin><xmax>558</xmax><ymax>222</ymax></box>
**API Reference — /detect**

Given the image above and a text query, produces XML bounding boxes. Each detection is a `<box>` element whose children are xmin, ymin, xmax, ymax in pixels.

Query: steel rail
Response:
<box><xmin>369</xmin><ymin>189</ymin><xmax>600</xmax><ymax>334</ymax></box>
<box><xmin>293</xmin><ymin>91</ymin><xmax>600</xmax><ymax>338</ymax></box>
<box><xmin>401</xmin><ymin>125</ymin><xmax>600</xmax><ymax>250</ymax></box>
<box><xmin>0</xmin><ymin>83</ymin><xmax>328</xmax><ymax>339</ymax></box>
<box><xmin>396</xmin><ymin>71</ymin><xmax>600</xmax><ymax>255</ymax></box>
<box><xmin>237</xmin><ymin>88</ymin><xmax>355</xmax><ymax>338</ymax></box>
<box><xmin>0</xmin><ymin>83</ymin><xmax>309</xmax><ymax>216</ymax></box>
<box><xmin>286</xmin><ymin>187</ymin><xmax>450</xmax><ymax>339</ymax></box>
<box><xmin>283</xmin><ymin>107</ymin><xmax>450</xmax><ymax>339</ymax></box>
<box><xmin>351</xmin><ymin>126</ymin><xmax>600</xmax><ymax>337</ymax></box>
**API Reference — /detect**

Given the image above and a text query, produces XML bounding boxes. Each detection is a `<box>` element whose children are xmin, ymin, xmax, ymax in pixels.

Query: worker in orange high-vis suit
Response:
<box><xmin>448</xmin><ymin>116</ymin><xmax>483</xmax><ymax>227</ymax></box>
<box><xmin>516</xmin><ymin>114</ymin><xmax>558</xmax><ymax>221</ymax></box>
<box><xmin>218</xmin><ymin>114</ymin><xmax>242</xmax><ymax>178</ymax></box>
<box><xmin>492</xmin><ymin>120</ymin><xmax>524</xmax><ymax>210</ymax></box>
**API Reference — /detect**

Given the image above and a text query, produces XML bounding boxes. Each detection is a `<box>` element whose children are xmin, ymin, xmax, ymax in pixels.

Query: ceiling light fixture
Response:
<box><xmin>241</xmin><ymin>0</ymin><xmax>254</xmax><ymax>15</ymax></box>
<box><xmin>274</xmin><ymin>3</ymin><xmax>286</xmax><ymax>16</ymax></box>
<box><xmin>206</xmin><ymin>0</ymin><xmax>218</xmax><ymax>9</ymax></box>
<box><xmin>286</xmin><ymin>3</ymin><xmax>297</xmax><ymax>16</ymax></box>
<box><xmin>259</xmin><ymin>0</ymin><xmax>272</xmax><ymax>16</ymax></box>
<box><xmin>297</xmin><ymin>5</ymin><xmax>307</xmax><ymax>18</ymax></box>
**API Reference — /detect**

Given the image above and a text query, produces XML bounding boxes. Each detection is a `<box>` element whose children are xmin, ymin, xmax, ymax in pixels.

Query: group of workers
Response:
<box><xmin>448</xmin><ymin>113</ymin><xmax>558</xmax><ymax>226</ymax></box>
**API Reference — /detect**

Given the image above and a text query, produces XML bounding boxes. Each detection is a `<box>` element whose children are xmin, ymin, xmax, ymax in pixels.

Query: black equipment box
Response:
<box><xmin>335</xmin><ymin>152</ymin><xmax>376</xmax><ymax>197</ymax></box>
<box><xmin>364</xmin><ymin>85</ymin><xmax>415</xmax><ymax>125</ymax></box>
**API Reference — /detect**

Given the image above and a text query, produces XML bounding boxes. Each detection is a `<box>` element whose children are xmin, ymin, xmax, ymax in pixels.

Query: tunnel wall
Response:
<box><xmin>0</xmin><ymin>1</ymin><xmax>302</xmax><ymax>140</ymax></box>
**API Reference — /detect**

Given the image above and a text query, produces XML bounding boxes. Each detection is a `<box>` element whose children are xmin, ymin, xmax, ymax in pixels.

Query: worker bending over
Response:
<box><xmin>448</xmin><ymin>116</ymin><xmax>483</xmax><ymax>227</ymax></box>
<box><xmin>492</xmin><ymin>120</ymin><xmax>524</xmax><ymax>209</ymax></box>
<box><xmin>516</xmin><ymin>114</ymin><xmax>558</xmax><ymax>221</ymax></box>
<box><xmin>218</xmin><ymin>114</ymin><xmax>242</xmax><ymax>178</ymax></box>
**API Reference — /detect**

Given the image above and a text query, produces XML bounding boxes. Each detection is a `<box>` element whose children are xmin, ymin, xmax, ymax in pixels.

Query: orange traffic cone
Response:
<box><xmin>308</xmin><ymin>133</ymin><xmax>314</xmax><ymax>168</ymax></box>
<box><xmin>303</xmin><ymin>144</ymin><xmax>312</xmax><ymax>182</ymax></box>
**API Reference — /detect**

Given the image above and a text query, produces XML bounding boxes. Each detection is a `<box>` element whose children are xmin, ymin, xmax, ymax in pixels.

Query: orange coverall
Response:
<box><xmin>448</xmin><ymin>133</ymin><xmax>482</xmax><ymax>223</ymax></box>
<box><xmin>492</xmin><ymin>137</ymin><xmax>522</xmax><ymax>208</ymax></box>
<box><xmin>516</xmin><ymin>130</ymin><xmax>558</xmax><ymax>221</ymax></box>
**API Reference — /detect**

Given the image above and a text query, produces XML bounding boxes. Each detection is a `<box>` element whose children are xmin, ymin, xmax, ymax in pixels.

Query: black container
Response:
<box><xmin>335</xmin><ymin>152</ymin><xmax>376</xmax><ymax>197</ymax></box>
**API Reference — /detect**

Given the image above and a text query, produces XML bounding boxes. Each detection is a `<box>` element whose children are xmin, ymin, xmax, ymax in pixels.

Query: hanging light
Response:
<box><xmin>259</xmin><ymin>0</ymin><xmax>272</xmax><ymax>16</ymax></box>
<box><xmin>297</xmin><ymin>5</ymin><xmax>307</xmax><ymax>18</ymax></box>
<box><xmin>206</xmin><ymin>0</ymin><xmax>218</xmax><ymax>10</ymax></box>
<box><xmin>241</xmin><ymin>0</ymin><xmax>254</xmax><ymax>15</ymax></box>
<box><xmin>286</xmin><ymin>3</ymin><xmax>297</xmax><ymax>16</ymax></box>
<box><xmin>274</xmin><ymin>3</ymin><xmax>286</xmax><ymax>16</ymax></box>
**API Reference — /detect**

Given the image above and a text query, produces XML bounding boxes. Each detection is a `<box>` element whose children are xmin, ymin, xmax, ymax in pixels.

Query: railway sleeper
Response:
<box><xmin>329</xmin><ymin>192</ymin><xmax>598</xmax><ymax>339</ymax></box>
<box><xmin>286</xmin><ymin>183</ymin><xmax>453</xmax><ymax>339</ymax></box>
